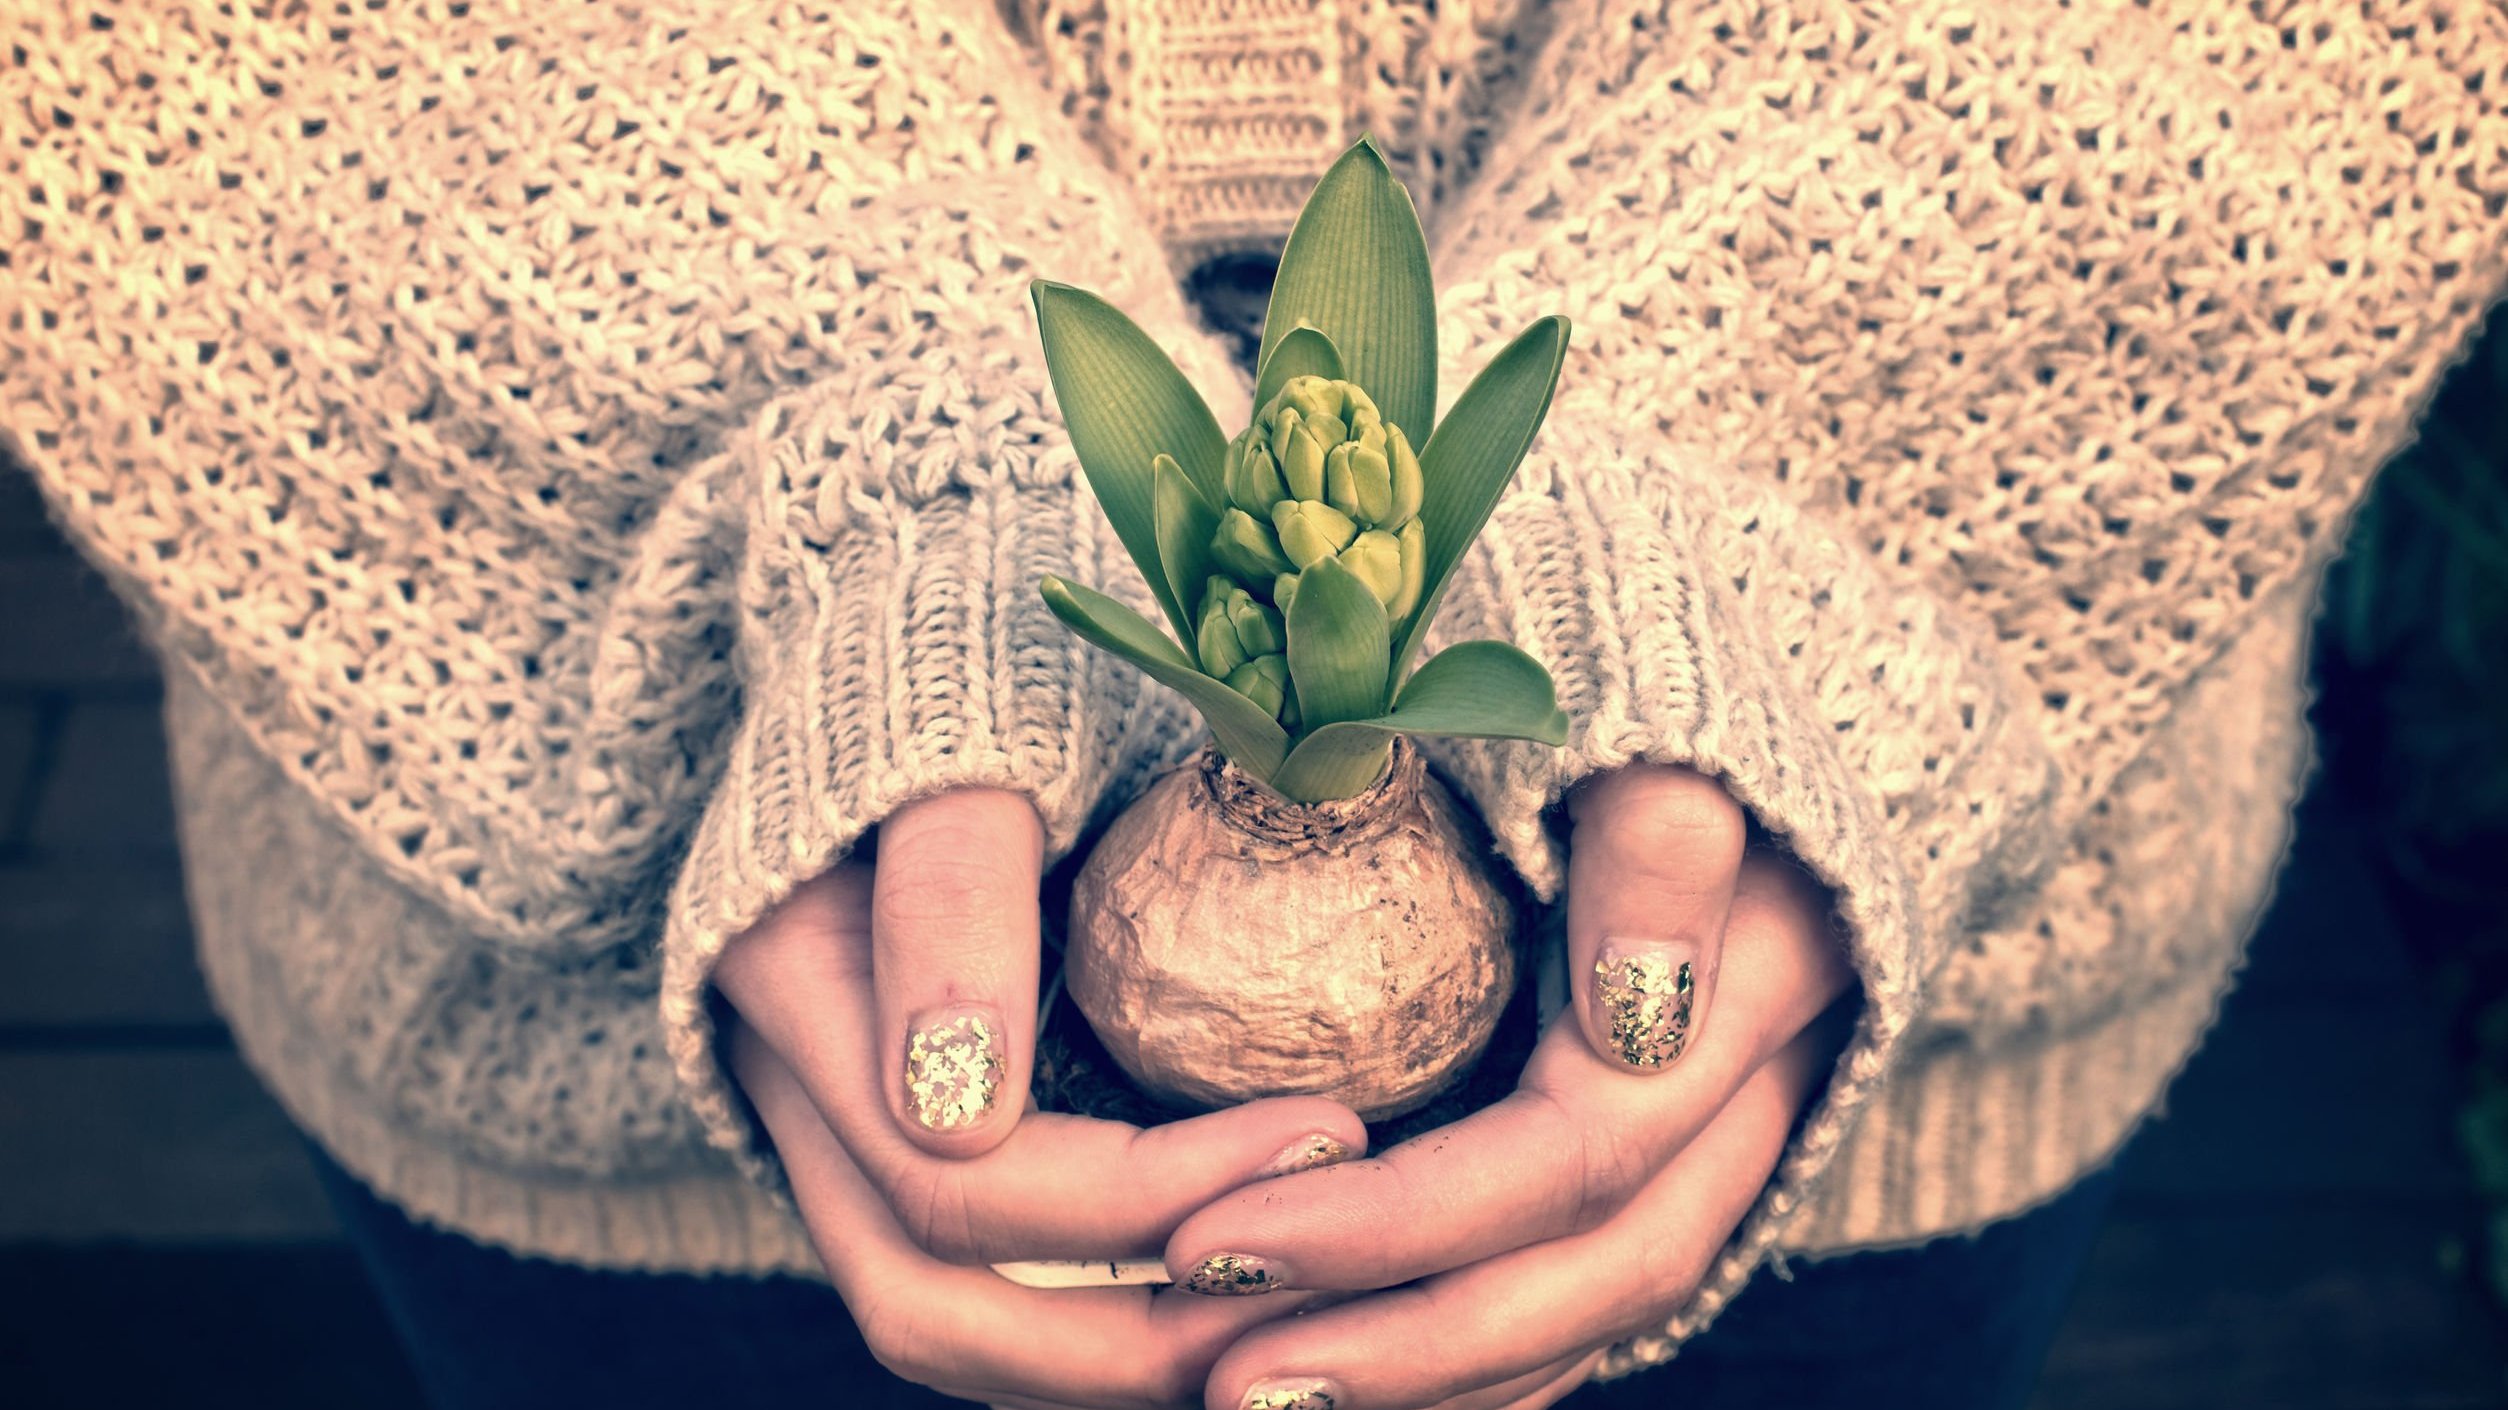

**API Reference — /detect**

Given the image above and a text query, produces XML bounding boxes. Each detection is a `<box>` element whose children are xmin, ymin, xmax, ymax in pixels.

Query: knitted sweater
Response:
<box><xmin>8</xmin><ymin>0</ymin><xmax>2504</xmax><ymax>1375</ymax></box>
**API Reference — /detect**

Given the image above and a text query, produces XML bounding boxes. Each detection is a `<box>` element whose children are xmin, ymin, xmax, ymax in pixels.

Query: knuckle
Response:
<box><xmin>872</xmin><ymin>837</ymin><xmax>1029</xmax><ymax>936</ymax></box>
<box><xmin>1594</xmin><ymin>782</ymin><xmax>1746</xmax><ymax>873</ymax></box>
<box><xmin>888</xmin><ymin>1162</ymin><xmax>987</xmax><ymax>1264</ymax></box>
<box><xmin>852</xmin><ymin>1293</ymin><xmax>944</xmax><ymax>1387</ymax></box>
<box><xmin>1526</xmin><ymin>1089</ymin><xmax>1643</xmax><ymax>1232</ymax></box>
<box><xmin>1561</xmin><ymin>1109</ymin><xmax>1651</xmax><ymax>1232</ymax></box>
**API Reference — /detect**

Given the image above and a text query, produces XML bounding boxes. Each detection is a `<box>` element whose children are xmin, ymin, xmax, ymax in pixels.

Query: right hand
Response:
<box><xmin>714</xmin><ymin>789</ymin><xmax>1369</xmax><ymax>1400</ymax></box>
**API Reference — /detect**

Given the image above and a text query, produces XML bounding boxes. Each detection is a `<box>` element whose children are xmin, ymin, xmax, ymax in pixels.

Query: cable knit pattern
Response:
<box><xmin>5</xmin><ymin>0</ymin><xmax>2505</xmax><ymax>1380</ymax></box>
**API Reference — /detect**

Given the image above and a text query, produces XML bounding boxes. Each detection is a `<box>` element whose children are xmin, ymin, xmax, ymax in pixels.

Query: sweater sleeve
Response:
<box><xmin>652</xmin><ymin>171</ymin><xmax>1224</xmax><ymax>1182</ymax></box>
<box><xmin>0</xmin><ymin>2</ymin><xmax>1223</xmax><ymax>1171</ymax></box>
<box><xmin>1409</xmin><ymin>0</ymin><xmax>2508</xmax><ymax>1369</ymax></box>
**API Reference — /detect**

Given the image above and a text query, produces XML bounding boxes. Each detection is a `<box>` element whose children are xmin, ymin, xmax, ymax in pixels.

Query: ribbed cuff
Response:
<box><xmin>1422</xmin><ymin>431</ymin><xmax>2055</xmax><ymax>1372</ymax></box>
<box><xmin>658</xmin><ymin>403</ymin><xmax>1179</xmax><ymax>1192</ymax></box>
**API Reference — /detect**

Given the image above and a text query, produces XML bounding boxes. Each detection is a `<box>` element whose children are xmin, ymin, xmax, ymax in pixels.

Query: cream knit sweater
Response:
<box><xmin>8</xmin><ymin>0</ymin><xmax>2504</xmax><ymax>1375</ymax></box>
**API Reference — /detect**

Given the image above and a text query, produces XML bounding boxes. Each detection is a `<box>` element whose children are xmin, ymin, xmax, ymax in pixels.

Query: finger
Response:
<box><xmin>1236</xmin><ymin>1354</ymin><xmax>1588</xmax><ymax>1410</ymax></box>
<box><xmin>1204</xmin><ymin>1029</ymin><xmax>1826</xmax><ymax>1410</ymax></box>
<box><xmin>1565</xmin><ymin>765</ymin><xmax>1747</xmax><ymax>1074</ymax></box>
<box><xmin>730</xmin><ymin>1021</ymin><xmax>1320</xmax><ymax>1410</ymax></box>
<box><xmin>1412</xmin><ymin>1351</ymin><xmax>1598</xmax><ymax>1410</ymax></box>
<box><xmin>872</xmin><ymin>788</ymin><xmax>1046</xmax><ymax>1154</ymax></box>
<box><xmin>1167</xmin><ymin>854</ymin><xmax>1845</xmax><ymax>1293</ymax></box>
<box><xmin>719</xmin><ymin>866</ymin><xmax>1368</xmax><ymax>1263</ymax></box>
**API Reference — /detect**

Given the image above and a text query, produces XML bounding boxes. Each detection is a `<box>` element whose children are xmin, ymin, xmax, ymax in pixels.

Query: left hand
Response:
<box><xmin>1165</xmin><ymin>764</ymin><xmax>1859</xmax><ymax>1410</ymax></box>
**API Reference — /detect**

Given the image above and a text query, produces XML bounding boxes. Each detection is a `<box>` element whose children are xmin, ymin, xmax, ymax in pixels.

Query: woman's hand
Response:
<box><xmin>731</xmin><ymin>1017</ymin><xmax>1340</xmax><ymax>1409</ymax></box>
<box><xmin>1165</xmin><ymin>765</ymin><xmax>1858</xmax><ymax>1410</ymax></box>
<box><xmin>713</xmin><ymin>787</ymin><xmax>1368</xmax><ymax>1267</ymax></box>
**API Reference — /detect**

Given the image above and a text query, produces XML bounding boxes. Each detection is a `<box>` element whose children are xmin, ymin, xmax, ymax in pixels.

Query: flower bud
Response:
<box><xmin>1386</xmin><ymin>426</ymin><xmax>1423</xmax><ymax>529</ymax></box>
<box><xmin>1324</xmin><ymin>440</ymin><xmax>1396</xmax><ymax>525</ymax></box>
<box><xmin>1196</xmin><ymin>576</ymin><xmax>1285</xmax><ymax>678</ymax></box>
<box><xmin>1225</xmin><ymin>586</ymin><xmax>1285</xmax><ymax>657</ymax></box>
<box><xmin>1225</xmin><ymin>654</ymin><xmax>1299</xmax><ymax>730</ymax></box>
<box><xmin>1282</xmin><ymin>376</ymin><xmax>1344</xmax><ymax>426</ymax></box>
<box><xmin>1387</xmin><ymin>516</ymin><xmax>1427</xmax><ymax>622</ymax></box>
<box><xmin>1225</xmin><ymin>437</ymin><xmax>1287</xmax><ymax>516</ymax></box>
<box><xmin>1279</xmin><ymin>413</ymin><xmax>1328</xmax><ymax>502</ymax></box>
<box><xmin>1211</xmin><ymin>507</ymin><xmax>1295</xmax><ymax>582</ymax></box>
<box><xmin>1196</xmin><ymin>585</ymin><xmax>1250</xmax><ymax>679</ymax></box>
<box><xmin>1273</xmin><ymin>499</ymin><xmax>1359</xmax><ymax>569</ymax></box>
<box><xmin>1338</xmin><ymin>529</ymin><xmax>1405</xmax><ymax>610</ymax></box>
<box><xmin>1273</xmin><ymin>571</ymin><xmax>1301</xmax><ymax>617</ymax></box>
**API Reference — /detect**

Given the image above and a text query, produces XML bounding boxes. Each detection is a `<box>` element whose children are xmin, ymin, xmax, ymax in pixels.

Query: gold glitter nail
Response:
<box><xmin>1259</xmin><ymin>1133</ymin><xmax>1352</xmax><ymax>1179</ymax></box>
<box><xmin>1243</xmin><ymin>1381</ymin><xmax>1336</xmax><ymax>1410</ymax></box>
<box><xmin>1593</xmin><ymin>951</ymin><xmax>1694</xmax><ymax>1068</ymax></box>
<box><xmin>1183</xmin><ymin>1252</ymin><xmax>1282</xmax><ymax>1296</ymax></box>
<box><xmin>904</xmin><ymin>1011</ymin><xmax>1004</xmax><ymax>1131</ymax></box>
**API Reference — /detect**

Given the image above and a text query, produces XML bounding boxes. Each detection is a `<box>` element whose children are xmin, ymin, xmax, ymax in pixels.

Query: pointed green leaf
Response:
<box><xmin>1271</xmin><ymin>639</ymin><xmax>1567</xmax><ymax>801</ymax></box>
<box><xmin>1284</xmin><ymin>556</ymin><xmax>1391</xmax><ymax>731</ymax></box>
<box><xmin>1039</xmin><ymin>577</ymin><xmax>1290</xmax><ymax>779</ymax></box>
<box><xmin>1395</xmin><ymin>316</ymin><xmax>1570</xmax><ymax>680</ymax></box>
<box><xmin>1387</xmin><ymin>640</ymin><xmax>1570</xmax><ymax>743</ymax></box>
<box><xmin>1152</xmin><ymin>456</ymin><xmax>1221</xmax><ymax>662</ymax></box>
<box><xmin>1259</xmin><ymin>139</ymin><xmax>1438</xmax><ymax>441</ymax></box>
<box><xmin>1252</xmin><ymin>324</ymin><xmax>1345</xmax><ymax>416</ymax></box>
<box><xmin>1032</xmin><ymin>281</ymin><xmax>1229</xmax><ymax>643</ymax></box>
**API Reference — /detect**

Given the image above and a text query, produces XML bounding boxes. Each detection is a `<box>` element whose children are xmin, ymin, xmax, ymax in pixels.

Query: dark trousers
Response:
<box><xmin>312</xmin><ymin>1145</ymin><xmax>2117</xmax><ymax>1410</ymax></box>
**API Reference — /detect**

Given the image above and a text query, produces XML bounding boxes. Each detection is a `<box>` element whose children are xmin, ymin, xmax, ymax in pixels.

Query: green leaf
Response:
<box><xmin>1386</xmin><ymin>640</ymin><xmax>1570</xmax><ymax>743</ymax></box>
<box><xmin>1283</xmin><ymin>556</ymin><xmax>1392</xmax><ymax>731</ymax></box>
<box><xmin>1270</xmin><ymin>640</ymin><xmax>1567</xmax><ymax>801</ymax></box>
<box><xmin>1252</xmin><ymin>324</ymin><xmax>1345</xmax><ymax>416</ymax></box>
<box><xmin>1395</xmin><ymin>316</ymin><xmax>1570</xmax><ymax>680</ymax></box>
<box><xmin>1152</xmin><ymin>455</ymin><xmax>1221</xmax><ymax>663</ymax></box>
<box><xmin>1269</xmin><ymin>728</ymin><xmax>1396</xmax><ymax>803</ymax></box>
<box><xmin>1259</xmin><ymin>139</ymin><xmax>1438</xmax><ymax>442</ymax></box>
<box><xmin>1039</xmin><ymin>577</ymin><xmax>1289</xmax><ymax>779</ymax></box>
<box><xmin>1032</xmin><ymin>281</ymin><xmax>1229</xmax><ymax>643</ymax></box>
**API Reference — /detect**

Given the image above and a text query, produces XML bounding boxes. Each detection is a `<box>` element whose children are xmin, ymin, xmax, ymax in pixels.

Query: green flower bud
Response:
<box><xmin>1225</xmin><ymin>654</ymin><xmax>1299</xmax><ymax>731</ymax></box>
<box><xmin>1282</xmin><ymin>376</ymin><xmax>1344</xmax><ymax>425</ymax></box>
<box><xmin>1196</xmin><ymin>587</ymin><xmax>1250</xmax><ymax>679</ymax></box>
<box><xmin>1226</xmin><ymin>586</ymin><xmax>1285</xmax><ymax>656</ymax></box>
<box><xmin>1225</xmin><ymin>436</ymin><xmax>1287</xmax><ymax>516</ymax></box>
<box><xmin>1324</xmin><ymin>439</ymin><xmax>1396</xmax><ymax>525</ymax></box>
<box><xmin>1387</xmin><ymin>516</ymin><xmax>1427</xmax><ymax>621</ymax></box>
<box><xmin>1338</xmin><ymin>529</ymin><xmax>1405</xmax><ymax>609</ymax></box>
<box><xmin>1279</xmin><ymin>413</ymin><xmax>1328</xmax><ymax>502</ymax></box>
<box><xmin>1195</xmin><ymin>576</ymin><xmax>1284</xmax><ymax>677</ymax></box>
<box><xmin>1273</xmin><ymin>499</ymin><xmax>1358</xmax><ymax>569</ymax></box>
<box><xmin>1211</xmin><ymin>507</ymin><xmax>1295</xmax><ymax>582</ymax></box>
<box><xmin>1386</xmin><ymin>425</ymin><xmax>1423</xmax><ymax>529</ymax></box>
<box><xmin>1273</xmin><ymin>571</ymin><xmax>1301</xmax><ymax>617</ymax></box>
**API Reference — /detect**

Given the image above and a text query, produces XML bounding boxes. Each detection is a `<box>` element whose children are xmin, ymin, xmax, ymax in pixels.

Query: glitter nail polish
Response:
<box><xmin>1183</xmin><ymin>1252</ymin><xmax>1285</xmax><ymax>1295</ymax></box>
<box><xmin>1242</xmin><ymin>1378</ymin><xmax>1338</xmax><ymax>1410</ymax></box>
<box><xmin>1592</xmin><ymin>945</ymin><xmax>1694</xmax><ymax>1069</ymax></box>
<box><xmin>903</xmin><ymin>1009</ymin><xmax>1004</xmax><ymax>1131</ymax></box>
<box><xmin>1258</xmin><ymin>1132</ymin><xmax>1353</xmax><ymax>1179</ymax></box>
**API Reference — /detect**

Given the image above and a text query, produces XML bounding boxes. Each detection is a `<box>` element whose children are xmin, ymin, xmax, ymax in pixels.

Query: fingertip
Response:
<box><xmin>1242</xmin><ymin>1096</ymin><xmax>1370</xmax><ymax>1177</ymax></box>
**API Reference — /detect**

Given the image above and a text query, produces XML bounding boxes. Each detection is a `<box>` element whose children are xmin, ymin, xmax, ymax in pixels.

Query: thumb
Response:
<box><xmin>872</xmin><ymin>787</ymin><xmax>1045</xmax><ymax>1156</ymax></box>
<box><xmin>1564</xmin><ymin>765</ymin><xmax>1746</xmax><ymax>1074</ymax></box>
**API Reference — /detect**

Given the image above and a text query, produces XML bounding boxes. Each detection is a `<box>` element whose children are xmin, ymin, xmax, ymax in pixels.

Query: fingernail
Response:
<box><xmin>1258</xmin><ymin>1132</ymin><xmax>1353</xmax><ymax>1179</ymax></box>
<box><xmin>1592</xmin><ymin>943</ymin><xmax>1695</xmax><ymax>1069</ymax></box>
<box><xmin>1182</xmin><ymin>1252</ymin><xmax>1286</xmax><ymax>1296</ymax></box>
<box><xmin>1242</xmin><ymin>1378</ymin><xmax>1339</xmax><ymax>1410</ymax></box>
<box><xmin>904</xmin><ymin>1008</ymin><xmax>1005</xmax><ymax>1131</ymax></box>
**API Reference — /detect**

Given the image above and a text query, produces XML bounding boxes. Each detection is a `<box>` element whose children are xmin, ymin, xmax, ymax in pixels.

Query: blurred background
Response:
<box><xmin>1</xmin><ymin>299</ymin><xmax>2503</xmax><ymax>1404</ymax></box>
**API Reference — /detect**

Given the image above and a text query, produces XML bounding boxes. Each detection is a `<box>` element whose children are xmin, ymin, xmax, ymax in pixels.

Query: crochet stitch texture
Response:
<box><xmin>6</xmin><ymin>0</ymin><xmax>2504</xmax><ymax>1374</ymax></box>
